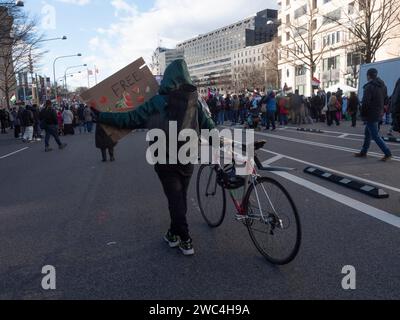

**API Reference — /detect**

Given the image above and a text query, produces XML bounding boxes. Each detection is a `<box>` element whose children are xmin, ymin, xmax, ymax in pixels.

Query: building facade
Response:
<box><xmin>150</xmin><ymin>47</ymin><xmax>185</xmax><ymax>76</ymax></box>
<box><xmin>278</xmin><ymin>0</ymin><xmax>400</xmax><ymax>97</ymax></box>
<box><xmin>176</xmin><ymin>9</ymin><xmax>278</xmax><ymax>95</ymax></box>
<box><xmin>0</xmin><ymin>6</ymin><xmax>15</xmax><ymax>107</ymax></box>
<box><xmin>231</xmin><ymin>39</ymin><xmax>279</xmax><ymax>93</ymax></box>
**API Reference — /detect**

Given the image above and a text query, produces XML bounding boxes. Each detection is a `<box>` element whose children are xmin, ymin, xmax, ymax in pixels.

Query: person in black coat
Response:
<box><xmin>95</xmin><ymin>124</ymin><xmax>117</xmax><ymax>162</ymax></box>
<box><xmin>347</xmin><ymin>92</ymin><xmax>360</xmax><ymax>127</ymax></box>
<box><xmin>356</xmin><ymin>68</ymin><xmax>392</xmax><ymax>161</ymax></box>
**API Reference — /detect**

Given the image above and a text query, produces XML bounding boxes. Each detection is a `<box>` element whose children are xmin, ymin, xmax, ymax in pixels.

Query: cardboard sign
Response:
<box><xmin>80</xmin><ymin>57</ymin><xmax>159</xmax><ymax>142</ymax></box>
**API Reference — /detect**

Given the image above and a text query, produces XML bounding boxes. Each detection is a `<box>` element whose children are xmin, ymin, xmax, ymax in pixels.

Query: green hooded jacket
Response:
<box><xmin>98</xmin><ymin>59</ymin><xmax>215</xmax><ymax>131</ymax></box>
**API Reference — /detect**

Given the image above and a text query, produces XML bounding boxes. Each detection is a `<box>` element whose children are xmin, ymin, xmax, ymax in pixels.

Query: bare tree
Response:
<box><xmin>234</xmin><ymin>64</ymin><xmax>265</xmax><ymax>93</ymax></box>
<box><xmin>280</xmin><ymin>0</ymin><xmax>328</xmax><ymax>94</ymax></box>
<box><xmin>262</xmin><ymin>37</ymin><xmax>280</xmax><ymax>90</ymax></box>
<box><xmin>0</xmin><ymin>6</ymin><xmax>43</xmax><ymax>109</ymax></box>
<box><xmin>327</xmin><ymin>0</ymin><xmax>400</xmax><ymax>63</ymax></box>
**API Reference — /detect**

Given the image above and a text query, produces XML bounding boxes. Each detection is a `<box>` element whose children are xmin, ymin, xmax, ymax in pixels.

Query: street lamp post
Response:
<box><xmin>64</xmin><ymin>64</ymin><xmax>87</xmax><ymax>93</ymax></box>
<box><xmin>29</xmin><ymin>36</ymin><xmax>67</xmax><ymax>105</ymax></box>
<box><xmin>53</xmin><ymin>53</ymin><xmax>82</xmax><ymax>104</ymax></box>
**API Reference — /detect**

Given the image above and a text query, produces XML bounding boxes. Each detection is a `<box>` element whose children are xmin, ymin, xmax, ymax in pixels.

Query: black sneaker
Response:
<box><xmin>164</xmin><ymin>231</ymin><xmax>180</xmax><ymax>248</ymax></box>
<box><xmin>179</xmin><ymin>239</ymin><xmax>195</xmax><ymax>256</ymax></box>
<box><xmin>354</xmin><ymin>152</ymin><xmax>367</xmax><ymax>158</ymax></box>
<box><xmin>59</xmin><ymin>143</ymin><xmax>67</xmax><ymax>150</ymax></box>
<box><xmin>45</xmin><ymin>147</ymin><xmax>53</xmax><ymax>153</ymax></box>
<box><xmin>381</xmin><ymin>155</ymin><xmax>392</xmax><ymax>162</ymax></box>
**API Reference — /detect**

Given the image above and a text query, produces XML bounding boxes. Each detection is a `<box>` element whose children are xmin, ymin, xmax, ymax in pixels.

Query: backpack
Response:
<box><xmin>147</xmin><ymin>84</ymin><xmax>199</xmax><ymax>166</ymax></box>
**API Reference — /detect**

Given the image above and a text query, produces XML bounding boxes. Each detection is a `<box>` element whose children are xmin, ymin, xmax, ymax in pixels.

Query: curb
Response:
<box><xmin>297</xmin><ymin>128</ymin><xmax>324</xmax><ymax>133</ymax></box>
<box><xmin>382</xmin><ymin>136</ymin><xmax>400</xmax><ymax>143</ymax></box>
<box><xmin>304</xmin><ymin>167</ymin><xmax>389</xmax><ymax>199</ymax></box>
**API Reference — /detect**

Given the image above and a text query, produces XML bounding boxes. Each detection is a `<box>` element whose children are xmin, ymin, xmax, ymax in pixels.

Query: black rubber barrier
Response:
<box><xmin>297</xmin><ymin>128</ymin><xmax>324</xmax><ymax>133</ymax></box>
<box><xmin>382</xmin><ymin>136</ymin><xmax>400</xmax><ymax>143</ymax></box>
<box><xmin>304</xmin><ymin>167</ymin><xmax>389</xmax><ymax>199</ymax></box>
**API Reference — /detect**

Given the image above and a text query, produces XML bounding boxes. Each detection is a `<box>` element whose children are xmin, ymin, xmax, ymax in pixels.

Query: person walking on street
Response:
<box><xmin>389</xmin><ymin>77</ymin><xmax>400</xmax><ymax>135</ymax></box>
<box><xmin>327</xmin><ymin>95</ymin><xmax>340</xmax><ymax>126</ymax></box>
<box><xmin>355</xmin><ymin>68</ymin><xmax>392</xmax><ymax>162</ymax></box>
<box><xmin>31</xmin><ymin>104</ymin><xmax>42</xmax><ymax>141</ymax></box>
<box><xmin>348</xmin><ymin>92</ymin><xmax>360</xmax><ymax>127</ymax></box>
<box><xmin>84</xmin><ymin>105</ymin><xmax>94</xmax><ymax>133</ymax></box>
<box><xmin>40</xmin><ymin>100</ymin><xmax>67</xmax><ymax>152</ymax></box>
<box><xmin>95</xmin><ymin>124</ymin><xmax>117</xmax><ymax>162</ymax></box>
<box><xmin>21</xmin><ymin>105</ymin><xmax>35</xmax><ymax>143</ymax></box>
<box><xmin>93</xmin><ymin>59</ymin><xmax>215</xmax><ymax>256</ymax></box>
<box><xmin>62</xmin><ymin>106</ymin><xmax>75</xmax><ymax>135</ymax></box>
<box><xmin>0</xmin><ymin>107</ymin><xmax>7</xmax><ymax>134</ymax></box>
<box><xmin>265</xmin><ymin>91</ymin><xmax>277</xmax><ymax>131</ymax></box>
<box><xmin>291</xmin><ymin>90</ymin><xmax>303</xmax><ymax>125</ymax></box>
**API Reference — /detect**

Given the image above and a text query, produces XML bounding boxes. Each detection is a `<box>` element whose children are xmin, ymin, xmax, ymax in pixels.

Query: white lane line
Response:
<box><xmin>0</xmin><ymin>147</ymin><xmax>29</xmax><ymax>160</ymax></box>
<box><xmin>254</xmin><ymin>131</ymin><xmax>400</xmax><ymax>162</ymax></box>
<box><xmin>271</xmin><ymin>171</ymin><xmax>400</xmax><ymax>229</ymax></box>
<box><xmin>262</xmin><ymin>155</ymin><xmax>284</xmax><ymax>166</ymax></box>
<box><xmin>284</xmin><ymin>126</ymin><xmax>365</xmax><ymax>137</ymax></box>
<box><xmin>283</xmin><ymin>127</ymin><xmax>400</xmax><ymax>147</ymax></box>
<box><xmin>260</xmin><ymin>148</ymin><xmax>400</xmax><ymax>193</ymax></box>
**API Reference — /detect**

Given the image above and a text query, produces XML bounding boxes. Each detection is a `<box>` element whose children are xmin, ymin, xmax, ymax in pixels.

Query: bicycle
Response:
<box><xmin>196</xmin><ymin>140</ymin><xmax>301</xmax><ymax>265</ymax></box>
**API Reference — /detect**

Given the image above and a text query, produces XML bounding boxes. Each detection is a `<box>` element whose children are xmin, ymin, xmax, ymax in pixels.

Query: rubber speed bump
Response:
<box><xmin>304</xmin><ymin>167</ymin><xmax>389</xmax><ymax>199</ymax></box>
<box><xmin>382</xmin><ymin>136</ymin><xmax>400</xmax><ymax>143</ymax></box>
<box><xmin>297</xmin><ymin>128</ymin><xmax>324</xmax><ymax>134</ymax></box>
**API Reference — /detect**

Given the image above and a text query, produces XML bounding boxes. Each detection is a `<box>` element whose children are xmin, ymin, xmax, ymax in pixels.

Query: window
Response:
<box><xmin>323</xmin><ymin>55</ymin><xmax>340</xmax><ymax>71</ymax></box>
<box><xmin>348</xmin><ymin>2</ymin><xmax>355</xmax><ymax>15</ymax></box>
<box><xmin>286</xmin><ymin>32</ymin><xmax>290</xmax><ymax>41</ymax></box>
<box><xmin>336</xmin><ymin>31</ymin><xmax>341</xmax><ymax>43</ymax></box>
<box><xmin>295</xmin><ymin>65</ymin><xmax>306</xmax><ymax>76</ymax></box>
<box><xmin>312</xmin><ymin>0</ymin><xmax>318</xmax><ymax>10</ymax></box>
<box><xmin>294</xmin><ymin>5</ymin><xmax>307</xmax><ymax>19</ymax></box>
<box><xmin>286</xmin><ymin>0</ymin><xmax>290</xmax><ymax>6</ymax></box>
<box><xmin>312</xmin><ymin>19</ymin><xmax>317</xmax><ymax>30</ymax></box>
<box><xmin>323</xmin><ymin>8</ymin><xmax>341</xmax><ymax>25</ymax></box>
<box><xmin>286</xmin><ymin>14</ymin><xmax>291</xmax><ymax>25</ymax></box>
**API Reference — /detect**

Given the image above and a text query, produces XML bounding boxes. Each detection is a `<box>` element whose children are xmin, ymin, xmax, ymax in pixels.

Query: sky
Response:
<box><xmin>23</xmin><ymin>0</ymin><xmax>277</xmax><ymax>89</ymax></box>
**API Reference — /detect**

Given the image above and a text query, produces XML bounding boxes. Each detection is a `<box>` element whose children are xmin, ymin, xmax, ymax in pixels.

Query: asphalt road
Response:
<box><xmin>0</xmin><ymin>121</ymin><xmax>399</xmax><ymax>300</ymax></box>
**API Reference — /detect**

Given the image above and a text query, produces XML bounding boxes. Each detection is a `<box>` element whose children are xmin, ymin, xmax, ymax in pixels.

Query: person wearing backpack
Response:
<box><xmin>40</xmin><ymin>100</ymin><xmax>67</xmax><ymax>152</ymax></box>
<box><xmin>93</xmin><ymin>59</ymin><xmax>215</xmax><ymax>256</ymax></box>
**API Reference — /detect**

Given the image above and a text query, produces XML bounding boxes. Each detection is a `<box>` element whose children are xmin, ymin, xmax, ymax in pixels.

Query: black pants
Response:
<box><xmin>0</xmin><ymin>120</ymin><xmax>6</xmax><ymax>133</ymax></box>
<box><xmin>101</xmin><ymin>148</ymin><xmax>114</xmax><ymax>160</ymax></box>
<box><xmin>351</xmin><ymin>113</ymin><xmax>357</xmax><ymax>127</ymax></box>
<box><xmin>327</xmin><ymin>111</ymin><xmax>339</xmax><ymax>126</ymax></box>
<box><xmin>157</xmin><ymin>169</ymin><xmax>192</xmax><ymax>241</ymax></box>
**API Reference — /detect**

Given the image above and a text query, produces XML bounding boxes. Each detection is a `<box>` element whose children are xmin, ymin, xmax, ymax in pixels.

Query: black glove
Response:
<box><xmin>90</xmin><ymin>107</ymin><xmax>100</xmax><ymax>123</ymax></box>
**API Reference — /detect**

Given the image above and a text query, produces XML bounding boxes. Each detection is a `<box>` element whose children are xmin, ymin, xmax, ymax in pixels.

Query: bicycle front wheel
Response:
<box><xmin>196</xmin><ymin>165</ymin><xmax>226</xmax><ymax>228</ymax></box>
<box><xmin>244</xmin><ymin>177</ymin><xmax>301</xmax><ymax>265</ymax></box>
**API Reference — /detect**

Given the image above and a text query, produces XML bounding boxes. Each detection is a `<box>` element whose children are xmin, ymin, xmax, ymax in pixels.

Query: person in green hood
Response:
<box><xmin>94</xmin><ymin>59</ymin><xmax>216</xmax><ymax>256</ymax></box>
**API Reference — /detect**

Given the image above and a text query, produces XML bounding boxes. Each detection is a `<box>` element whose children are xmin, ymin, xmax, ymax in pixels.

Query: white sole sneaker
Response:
<box><xmin>179</xmin><ymin>246</ymin><xmax>195</xmax><ymax>256</ymax></box>
<box><xmin>164</xmin><ymin>236</ymin><xmax>180</xmax><ymax>248</ymax></box>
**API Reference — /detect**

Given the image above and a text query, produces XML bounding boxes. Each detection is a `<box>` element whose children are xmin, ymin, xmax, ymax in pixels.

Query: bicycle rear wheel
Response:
<box><xmin>196</xmin><ymin>165</ymin><xmax>226</xmax><ymax>228</ymax></box>
<box><xmin>244</xmin><ymin>177</ymin><xmax>301</xmax><ymax>265</ymax></box>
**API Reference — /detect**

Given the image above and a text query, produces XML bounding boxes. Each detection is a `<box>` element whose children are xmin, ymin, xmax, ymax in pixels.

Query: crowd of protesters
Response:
<box><xmin>203</xmin><ymin>84</ymin><xmax>399</xmax><ymax>134</ymax></box>
<box><xmin>0</xmin><ymin>102</ymin><xmax>95</xmax><ymax>142</ymax></box>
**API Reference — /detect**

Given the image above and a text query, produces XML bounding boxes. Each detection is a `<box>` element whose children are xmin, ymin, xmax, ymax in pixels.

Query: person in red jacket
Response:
<box><xmin>278</xmin><ymin>96</ymin><xmax>289</xmax><ymax>126</ymax></box>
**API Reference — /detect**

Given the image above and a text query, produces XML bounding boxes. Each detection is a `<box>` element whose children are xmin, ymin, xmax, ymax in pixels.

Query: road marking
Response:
<box><xmin>260</xmin><ymin>148</ymin><xmax>400</xmax><ymax>193</ymax></box>
<box><xmin>254</xmin><ymin>131</ymin><xmax>400</xmax><ymax>162</ymax></box>
<box><xmin>0</xmin><ymin>147</ymin><xmax>29</xmax><ymax>160</ymax></box>
<box><xmin>284</xmin><ymin>126</ymin><xmax>365</xmax><ymax>137</ymax></box>
<box><xmin>272</xmin><ymin>171</ymin><xmax>400</xmax><ymax>229</ymax></box>
<box><xmin>262</xmin><ymin>155</ymin><xmax>284</xmax><ymax>166</ymax></box>
<box><xmin>339</xmin><ymin>134</ymin><xmax>349</xmax><ymax>138</ymax></box>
